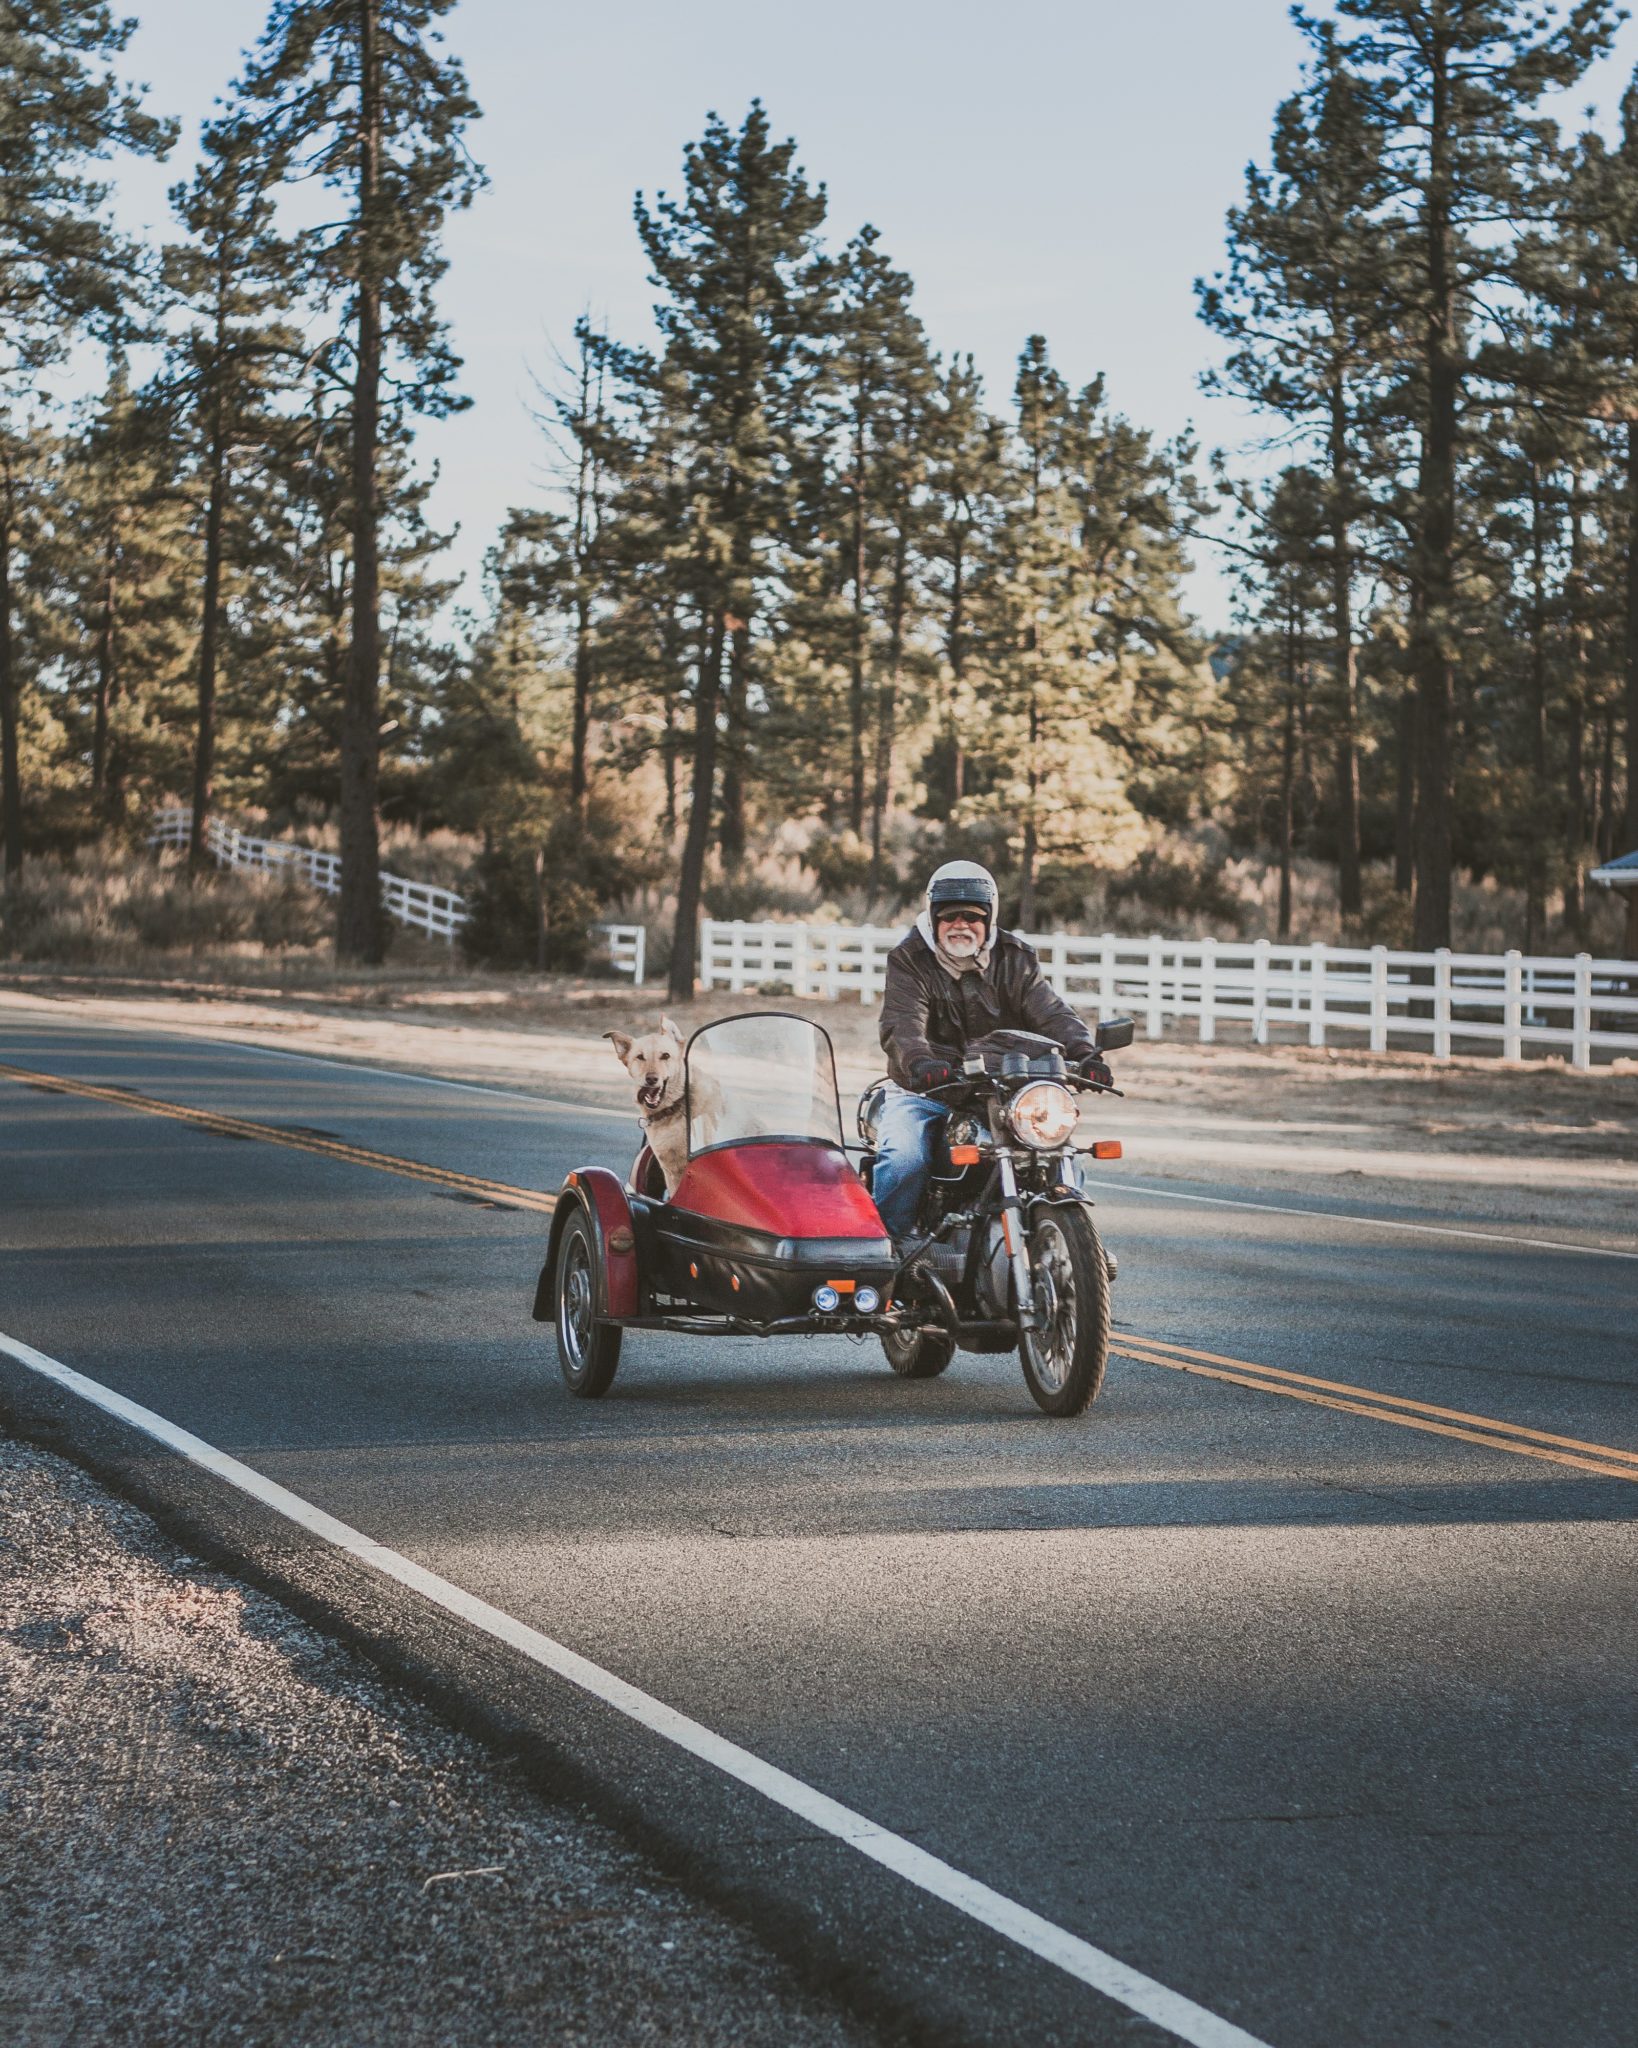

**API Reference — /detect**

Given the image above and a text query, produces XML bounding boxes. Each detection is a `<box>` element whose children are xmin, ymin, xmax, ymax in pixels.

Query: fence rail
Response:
<box><xmin>150</xmin><ymin>808</ymin><xmax>646</xmax><ymax>978</ymax></box>
<box><xmin>699</xmin><ymin>919</ymin><xmax>1638</xmax><ymax>1069</ymax></box>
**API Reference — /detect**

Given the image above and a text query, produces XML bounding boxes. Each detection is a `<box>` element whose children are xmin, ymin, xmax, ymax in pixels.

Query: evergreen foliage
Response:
<box><xmin>1</xmin><ymin>5</ymin><xmax>1636</xmax><ymax>972</ymax></box>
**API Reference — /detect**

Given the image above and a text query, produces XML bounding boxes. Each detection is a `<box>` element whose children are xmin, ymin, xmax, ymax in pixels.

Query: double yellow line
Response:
<box><xmin>1112</xmin><ymin>1333</ymin><xmax>1638</xmax><ymax>1483</ymax></box>
<box><xmin>7</xmin><ymin>1059</ymin><xmax>1635</xmax><ymax>1484</ymax></box>
<box><xmin>0</xmin><ymin>1060</ymin><xmax>560</xmax><ymax>1216</ymax></box>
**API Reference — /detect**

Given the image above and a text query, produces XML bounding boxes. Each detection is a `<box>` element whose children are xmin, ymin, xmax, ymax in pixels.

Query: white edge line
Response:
<box><xmin>1079</xmin><ymin>1175</ymin><xmax>1638</xmax><ymax>1264</ymax></box>
<box><xmin>0</xmin><ymin>1324</ymin><xmax>1273</xmax><ymax>2048</ymax></box>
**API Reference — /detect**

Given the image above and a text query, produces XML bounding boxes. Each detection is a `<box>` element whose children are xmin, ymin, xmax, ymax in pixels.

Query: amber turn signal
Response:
<box><xmin>1091</xmin><ymin>1140</ymin><xmax>1122</xmax><ymax>1160</ymax></box>
<box><xmin>948</xmin><ymin>1144</ymin><xmax>981</xmax><ymax>1165</ymax></box>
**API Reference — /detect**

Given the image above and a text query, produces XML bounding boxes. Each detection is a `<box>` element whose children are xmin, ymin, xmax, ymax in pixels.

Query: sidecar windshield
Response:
<box><xmin>686</xmin><ymin>1013</ymin><xmax>844</xmax><ymax>1155</ymax></box>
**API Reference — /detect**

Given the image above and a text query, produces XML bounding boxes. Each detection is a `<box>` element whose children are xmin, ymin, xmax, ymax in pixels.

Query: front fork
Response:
<box><xmin>995</xmin><ymin>1151</ymin><xmax>1041</xmax><ymax>1330</ymax></box>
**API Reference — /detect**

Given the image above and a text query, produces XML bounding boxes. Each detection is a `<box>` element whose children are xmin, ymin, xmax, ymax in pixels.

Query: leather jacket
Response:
<box><xmin>878</xmin><ymin>926</ymin><xmax>1098</xmax><ymax>1089</ymax></box>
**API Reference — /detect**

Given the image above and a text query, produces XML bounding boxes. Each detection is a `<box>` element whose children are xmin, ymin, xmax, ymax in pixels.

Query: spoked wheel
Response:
<box><xmin>882</xmin><ymin>1324</ymin><xmax>956</xmax><ymax>1379</ymax></box>
<box><xmin>554</xmin><ymin>1210</ymin><xmax>622</xmax><ymax>1398</ymax></box>
<box><xmin>1018</xmin><ymin>1207</ymin><xmax>1109</xmax><ymax>1417</ymax></box>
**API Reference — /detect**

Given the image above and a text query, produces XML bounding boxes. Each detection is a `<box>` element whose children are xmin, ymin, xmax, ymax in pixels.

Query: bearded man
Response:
<box><xmin>871</xmin><ymin>859</ymin><xmax>1112</xmax><ymax>1245</ymax></box>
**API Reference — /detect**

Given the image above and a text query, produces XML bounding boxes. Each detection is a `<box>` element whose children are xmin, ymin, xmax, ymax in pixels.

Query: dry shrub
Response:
<box><xmin>0</xmin><ymin>846</ymin><xmax>332</xmax><ymax>964</ymax></box>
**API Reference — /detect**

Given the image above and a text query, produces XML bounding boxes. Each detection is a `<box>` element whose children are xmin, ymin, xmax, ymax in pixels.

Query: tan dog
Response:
<box><xmin>604</xmin><ymin>1015</ymin><xmax>717</xmax><ymax>1193</ymax></box>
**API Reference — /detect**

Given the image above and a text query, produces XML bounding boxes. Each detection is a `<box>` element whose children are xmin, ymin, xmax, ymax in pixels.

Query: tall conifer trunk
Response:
<box><xmin>1625</xmin><ymin>421</ymin><xmax>1638</xmax><ymax>955</ymax></box>
<box><xmin>1279</xmin><ymin>605</ymin><xmax>1298</xmax><ymax>941</ymax></box>
<box><xmin>93</xmin><ymin>526</ymin><xmax>121</xmax><ymax>823</ymax></box>
<box><xmin>849</xmin><ymin>416</ymin><xmax>867</xmax><ymax>835</ymax></box>
<box><xmin>669</xmin><ymin>610</ymin><xmax>725</xmax><ymax>999</ymax></box>
<box><xmin>946</xmin><ymin>524</ymin><xmax>966</xmax><ymax>808</ymax></box>
<box><xmin>869</xmin><ymin>527</ymin><xmax>908</xmax><ymax>887</ymax></box>
<box><xmin>338</xmin><ymin>0</ymin><xmax>385</xmax><ymax>964</ymax></box>
<box><xmin>0</xmin><ymin>459</ymin><xmax>19</xmax><ymax>879</ymax></box>
<box><xmin>1525</xmin><ymin>461</ymin><xmax>1549</xmax><ymax>955</ymax></box>
<box><xmin>190</xmin><ymin>379</ymin><xmax>228</xmax><ymax>875</ymax></box>
<box><xmin>1564</xmin><ymin>482</ymin><xmax>1587</xmax><ymax>932</ymax></box>
<box><xmin>1412</xmin><ymin>42</ymin><xmax>1457</xmax><ymax>952</ymax></box>
<box><xmin>719</xmin><ymin>621</ymin><xmax>749</xmax><ymax>861</ymax></box>
<box><xmin>1329</xmin><ymin>386</ymin><xmax>1362</xmax><ymax>917</ymax></box>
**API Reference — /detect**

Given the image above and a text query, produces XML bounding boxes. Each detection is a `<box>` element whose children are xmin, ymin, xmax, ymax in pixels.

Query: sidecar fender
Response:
<box><xmin>532</xmin><ymin>1169</ymin><xmax>641</xmax><ymax>1323</ymax></box>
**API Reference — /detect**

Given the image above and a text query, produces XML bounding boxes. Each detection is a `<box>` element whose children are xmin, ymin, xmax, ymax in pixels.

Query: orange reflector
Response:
<box><xmin>829</xmin><ymin>1277</ymin><xmax>857</xmax><ymax>1293</ymax></box>
<box><xmin>689</xmin><ymin>1262</ymin><xmax>699</xmax><ymax>1279</ymax></box>
<box><xmin>731</xmin><ymin>1275</ymin><xmax>740</xmax><ymax>1292</ymax></box>
<box><xmin>1092</xmin><ymin>1140</ymin><xmax>1122</xmax><ymax>1160</ymax></box>
<box><xmin>566</xmin><ymin>1172</ymin><xmax>579</xmax><ymax>1188</ymax></box>
<box><xmin>949</xmin><ymin>1144</ymin><xmax>981</xmax><ymax>1165</ymax></box>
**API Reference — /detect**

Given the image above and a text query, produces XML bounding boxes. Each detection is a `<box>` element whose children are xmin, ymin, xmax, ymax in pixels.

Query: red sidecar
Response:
<box><xmin>533</xmin><ymin>1013</ymin><xmax>900</xmax><ymax>1396</ymax></box>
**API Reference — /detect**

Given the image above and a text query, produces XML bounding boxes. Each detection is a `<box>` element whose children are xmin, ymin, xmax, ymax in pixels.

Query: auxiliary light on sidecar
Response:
<box><xmin>1007</xmin><ymin>1080</ymin><xmax>1080</xmax><ymax>1150</ymax></box>
<box><xmin>813</xmin><ymin>1284</ymin><xmax>842</xmax><ymax>1313</ymax></box>
<box><xmin>854</xmin><ymin>1285</ymin><xmax>881</xmax><ymax>1314</ymax></box>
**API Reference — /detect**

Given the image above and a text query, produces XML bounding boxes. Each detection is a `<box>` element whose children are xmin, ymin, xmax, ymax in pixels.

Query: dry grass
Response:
<box><xmin>0</xmin><ymin>845</ymin><xmax>339</xmax><ymax>967</ymax></box>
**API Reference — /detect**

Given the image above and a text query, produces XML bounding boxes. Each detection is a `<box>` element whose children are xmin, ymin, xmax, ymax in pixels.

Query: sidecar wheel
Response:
<box><xmin>1019</xmin><ymin>1208</ymin><xmax>1109</xmax><ymax>1418</ymax></box>
<box><xmin>882</xmin><ymin>1324</ymin><xmax>956</xmax><ymax>1379</ymax></box>
<box><xmin>554</xmin><ymin>1210</ymin><xmax>622</xmax><ymax>1398</ymax></box>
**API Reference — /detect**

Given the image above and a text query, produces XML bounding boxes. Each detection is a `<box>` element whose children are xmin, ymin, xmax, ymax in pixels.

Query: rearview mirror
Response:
<box><xmin>1095</xmin><ymin>1016</ymin><xmax>1135</xmax><ymax>1052</ymax></box>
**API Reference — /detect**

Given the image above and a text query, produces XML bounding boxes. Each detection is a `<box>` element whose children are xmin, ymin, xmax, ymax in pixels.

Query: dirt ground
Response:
<box><xmin>3</xmin><ymin>964</ymin><xmax>1636</xmax><ymax>1244</ymax></box>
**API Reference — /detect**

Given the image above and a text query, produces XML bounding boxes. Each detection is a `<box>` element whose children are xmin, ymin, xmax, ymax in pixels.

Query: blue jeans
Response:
<box><xmin>870</xmin><ymin>1088</ymin><xmax>949</xmax><ymax>1240</ymax></box>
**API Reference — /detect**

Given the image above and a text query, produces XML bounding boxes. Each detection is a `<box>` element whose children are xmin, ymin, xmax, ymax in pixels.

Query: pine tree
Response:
<box><xmin>1549</xmin><ymin>85</ymin><xmax>1638</xmax><ymax>954</ymax></box>
<box><xmin>1199</xmin><ymin>40</ymin><xmax>1402</xmax><ymax>919</ymax></box>
<box><xmin>0</xmin><ymin>2</ymin><xmax>174</xmax><ymax>873</ymax></box>
<box><xmin>1313</xmin><ymin>0</ymin><xmax>1618</xmax><ymax>947</ymax></box>
<box><xmin>240</xmin><ymin>0</ymin><xmax>484</xmax><ymax>961</ymax></box>
<box><xmin>922</xmin><ymin>354</ymin><xmax>1002</xmax><ymax>818</ymax></box>
<box><xmin>628</xmin><ymin>103</ymin><xmax>828</xmax><ymax>998</ymax></box>
<box><xmin>160</xmin><ymin>113</ymin><xmax>303</xmax><ymax>869</ymax></box>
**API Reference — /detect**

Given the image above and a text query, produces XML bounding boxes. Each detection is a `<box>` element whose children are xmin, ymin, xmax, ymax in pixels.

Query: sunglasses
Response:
<box><xmin>936</xmin><ymin>909</ymin><xmax>986</xmax><ymax>926</ymax></box>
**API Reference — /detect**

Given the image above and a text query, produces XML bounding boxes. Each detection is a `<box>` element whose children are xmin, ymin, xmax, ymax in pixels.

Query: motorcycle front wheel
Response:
<box><xmin>1019</xmin><ymin>1207</ymin><xmax>1110</xmax><ymax>1417</ymax></box>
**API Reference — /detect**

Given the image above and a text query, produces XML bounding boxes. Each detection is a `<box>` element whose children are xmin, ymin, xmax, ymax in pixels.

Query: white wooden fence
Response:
<box><xmin>150</xmin><ymin>807</ymin><xmax>646</xmax><ymax>977</ymax></box>
<box><xmin>151</xmin><ymin>808</ymin><xmax>469</xmax><ymax>941</ymax></box>
<box><xmin>699</xmin><ymin>919</ymin><xmax>1638</xmax><ymax>1069</ymax></box>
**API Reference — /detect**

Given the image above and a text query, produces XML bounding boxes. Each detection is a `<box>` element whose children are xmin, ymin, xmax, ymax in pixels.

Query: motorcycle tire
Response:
<box><xmin>1018</xmin><ymin>1206</ymin><xmax>1110</xmax><ymax>1418</ymax></box>
<box><xmin>881</xmin><ymin>1324</ymin><xmax>957</xmax><ymax>1379</ymax></box>
<box><xmin>554</xmin><ymin>1209</ymin><xmax>623</xmax><ymax>1398</ymax></box>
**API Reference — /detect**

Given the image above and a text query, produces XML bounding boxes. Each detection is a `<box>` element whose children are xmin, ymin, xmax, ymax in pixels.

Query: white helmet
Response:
<box><xmin>925</xmin><ymin>859</ymin><xmax>999</xmax><ymax>941</ymax></box>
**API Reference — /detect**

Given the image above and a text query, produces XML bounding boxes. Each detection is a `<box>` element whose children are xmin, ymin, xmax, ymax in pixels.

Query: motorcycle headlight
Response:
<box><xmin>1007</xmin><ymin>1080</ymin><xmax>1079</xmax><ymax>1151</ymax></box>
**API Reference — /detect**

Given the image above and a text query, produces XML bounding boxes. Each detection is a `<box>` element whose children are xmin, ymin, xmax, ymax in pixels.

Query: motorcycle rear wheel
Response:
<box><xmin>882</xmin><ymin>1324</ymin><xmax>956</xmax><ymax>1379</ymax></box>
<box><xmin>1019</xmin><ymin>1207</ymin><xmax>1109</xmax><ymax>1417</ymax></box>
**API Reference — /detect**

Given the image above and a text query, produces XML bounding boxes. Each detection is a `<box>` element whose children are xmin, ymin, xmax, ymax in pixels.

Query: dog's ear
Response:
<box><xmin>603</xmin><ymin>1030</ymin><xmax>634</xmax><ymax>1062</ymax></box>
<box><xmin>659</xmin><ymin>1014</ymin><xmax>684</xmax><ymax>1045</ymax></box>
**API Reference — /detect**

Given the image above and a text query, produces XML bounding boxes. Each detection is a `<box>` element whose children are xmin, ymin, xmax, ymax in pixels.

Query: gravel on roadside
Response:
<box><xmin>0</xmin><ymin>1433</ymin><xmax>886</xmax><ymax>2048</ymax></box>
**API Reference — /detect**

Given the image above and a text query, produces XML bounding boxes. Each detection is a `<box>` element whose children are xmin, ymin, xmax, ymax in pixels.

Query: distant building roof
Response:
<box><xmin>1590</xmin><ymin>849</ymin><xmax>1638</xmax><ymax>887</ymax></box>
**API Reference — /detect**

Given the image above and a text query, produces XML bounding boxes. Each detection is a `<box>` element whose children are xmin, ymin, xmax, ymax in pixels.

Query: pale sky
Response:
<box><xmin>101</xmin><ymin>1</ymin><xmax>1638</xmax><ymax>631</ymax></box>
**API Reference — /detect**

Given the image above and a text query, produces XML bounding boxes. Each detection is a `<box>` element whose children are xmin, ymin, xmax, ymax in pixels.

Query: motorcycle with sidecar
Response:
<box><xmin>533</xmin><ymin>1009</ymin><xmax>1134</xmax><ymax>1417</ymax></box>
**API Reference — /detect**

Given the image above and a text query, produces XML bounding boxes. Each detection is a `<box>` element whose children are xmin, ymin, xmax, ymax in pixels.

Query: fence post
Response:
<box><xmin>1252</xmin><ymin>939</ymin><xmax>1270</xmax><ymax>1044</ymax></box>
<box><xmin>699</xmin><ymin>920</ymin><xmax>716</xmax><ymax>992</ymax></box>
<box><xmin>1100</xmin><ymin>935</ymin><xmax>1115</xmax><ymax>1015</ymax></box>
<box><xmin>1144</xmin><ymin>934</ymin><xmax>1163</xmax><ymax>1039</ymax></box>
<box><xmin>1433</xmin><ymin>948</ymin><xmax>1452</xmax><ymax>1060</ymax></box>
<box><xmin>1572</xmin><ymin>953</ymin><xmax>1593</xmax><ymax>1071</ymax></box>
<box><xmin>1502</xmin><ymin>950</ymin><xmax>1522</xmax><ymax>1061</ymax></box>
<box><xmin>1199</xmin><ymin>936</ymin><xmax>1216</xmax><ymax>1044</ymax></box>
<box><xmin>1309</xmin><ymin>941</ymin><xmax>1327</xmax><ymax>1049</ymax></box>
<box><xmin>1049</xmin><ymin>931</ymin><xmax>1068</xmax><ymax>993</ymax></box>
<box><xmin>632</xmin><ymin>926</ymin><xmax>646</xmax><ymax>988</ymax></box>
<box><xmin>1369</xmin><ymin>947</ymin><xmax>1389</xmax><ymax>1054</ymax></box>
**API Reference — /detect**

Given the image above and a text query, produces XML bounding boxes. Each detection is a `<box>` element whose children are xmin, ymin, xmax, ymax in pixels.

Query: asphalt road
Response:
<box><xmin>3</xmin><ymin>1009</ymin><xmax>1636</xmax><ymax>2048</ymax></box>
